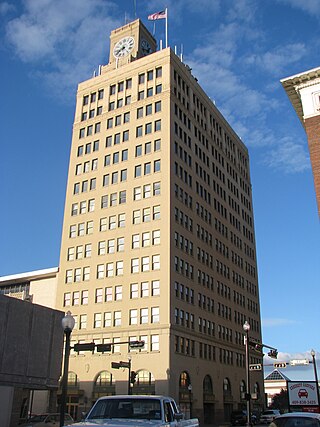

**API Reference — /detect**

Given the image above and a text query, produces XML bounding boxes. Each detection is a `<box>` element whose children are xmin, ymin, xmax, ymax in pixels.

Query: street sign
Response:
<box><xmin>112</xmin><ymin>361</ymin><xmax>130</xmax><ymax>369</ymax></box>
<box><xmin>73</xmin><ymin>342</ymin><xmax>95</xmax><ymax>352</ymax></box>
<box><xmin>274</xmin><ymin>363</ymin><xmax>287</xmax><ymax>368</ymax></box>
<box><xmin>249</xmin><ymin>364</ymin><xmax>262</xmax><ymax>371</ymax></box>
<box><xmin>288</xmin><ymin>381</ymin><xmax>319</xmax><ymax>406</ymax></box>
<box><xmin>290</xmin><ymin>359</ymin><xmax>310</xmax><ymax>366</ymax></box>
<box><xmin>129</xmin><ymin>340</ymin><xmax>145</xmax><ymax>348</ymax></box>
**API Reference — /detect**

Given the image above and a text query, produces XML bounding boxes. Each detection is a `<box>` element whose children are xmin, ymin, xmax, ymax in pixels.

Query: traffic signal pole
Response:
<box><xmin>128</xmin><ymin>358</ymin><xmax>132</xmax><ymax>395</ymax></box>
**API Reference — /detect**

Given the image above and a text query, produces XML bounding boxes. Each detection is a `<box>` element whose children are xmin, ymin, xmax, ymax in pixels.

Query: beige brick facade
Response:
<box><xmin>56</xmin><ymin>19</ymin><xmax>263</xmax><ymax>424</ymax></box>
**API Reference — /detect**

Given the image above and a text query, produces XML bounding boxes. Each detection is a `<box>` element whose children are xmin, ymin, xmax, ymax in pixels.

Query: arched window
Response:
<box><xmin>253</xmin><ymin>382</ymin><xmax>260</xmax><ymax>398</ymax></box>
<box><xmin>67</xmin><ymin>372</ymin><xmax>78</xmax><ymax>386</ymax></box>
<box><xmin>179</xmin><ymin>371</ymin><xmax>190</xmax><ymax>388</ymax></box>
<box><xmin>136</xmin><ymin>370</ymin><xmax>154</xmax><ymax>385</ymax></box>
<box><xmin>203</xmin><ymin>375</ymin><xmax>213</xmax><ymax>394</ymax></box>
<box><xmin>95</xmin><ymin>371</ymin><xmax>112</xmax><ymax>387</ymax></box>
<box><xmin>223</xmin><ymin>378</ymin><xmax>231</xmax><ymax>396</ymax></box>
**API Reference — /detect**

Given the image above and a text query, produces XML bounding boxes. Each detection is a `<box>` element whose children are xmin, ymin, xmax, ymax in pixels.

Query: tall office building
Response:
<box><xmin>281</xmin><ymin>67</ymin><xmax>320</xmax><ymax>216</ymax></box>
<box><xmin>56</xmin><ymin>19</ymin><xmax>263</xmax><ymax>423</ymax></box>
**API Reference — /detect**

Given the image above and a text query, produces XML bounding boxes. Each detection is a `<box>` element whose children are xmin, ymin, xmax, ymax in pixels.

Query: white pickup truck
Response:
<box><xmin>68</xmin><ymin>395</ymin><xmax>199</xmax><ymax>427</ymax></box>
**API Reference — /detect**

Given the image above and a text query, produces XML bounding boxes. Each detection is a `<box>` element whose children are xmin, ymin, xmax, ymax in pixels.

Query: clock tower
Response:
<box><xmin>109</xmin><ymin>19</ymin><xmax>157</xmax><ymax>68</ymax></box>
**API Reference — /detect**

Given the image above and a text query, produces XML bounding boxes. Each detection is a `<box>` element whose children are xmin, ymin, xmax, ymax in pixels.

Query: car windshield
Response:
<box><xmin>88</xmin><ymin>398</ymin><xmax>162</xmax><ymax>420</ymax></box>
<box><xmin>271</xmin><ymin>417</ymin><xmax>320</xmax><ymax>427</ymax></box>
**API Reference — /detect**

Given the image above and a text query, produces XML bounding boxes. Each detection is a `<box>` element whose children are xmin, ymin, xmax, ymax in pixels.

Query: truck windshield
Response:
<box><xmin>88</xmin><ymin>398</ymin><xmax>162</xmax><ymax>420</ymax></box>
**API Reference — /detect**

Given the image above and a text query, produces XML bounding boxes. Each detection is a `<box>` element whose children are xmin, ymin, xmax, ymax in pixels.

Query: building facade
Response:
<box><xmin>281</xmin><ymin>67</ymin><xmax>320</xmax><ymax>215</ymax></box>
<box><xmin>56</xmin><ymin>19</ymin><xmax>263</xmax><ymax>424</ymax></box>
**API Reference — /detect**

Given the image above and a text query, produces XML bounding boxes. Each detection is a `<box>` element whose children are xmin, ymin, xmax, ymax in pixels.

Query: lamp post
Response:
<box><xmin>188</xmin><ymin>384</ymin><xmax>193</xmax><ymax>419</ymax></box>
<box><xmin>243</xmin><ymin>321</ymin><xmax>251</xmax><ymax>427</ymax></box>
<box><xmin>60</xmin><ymin>311</ymin><xmax>75</xmax><ymax>427</ymax></box>
<box><xmin>311</xmin><ymin>350</ymin><xmax>320</xmax><ymax>412</ymax></box>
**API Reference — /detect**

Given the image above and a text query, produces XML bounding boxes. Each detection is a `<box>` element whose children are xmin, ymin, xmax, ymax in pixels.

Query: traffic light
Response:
<box><xmin>130</xmin><ymin>371</ymin><xmax>137</xmax><ymax>384</ymax></box>
<box><xmin>96</xmin><ymin>343</ymin><xmax>112</xmax><ymax>352</ymax></box>
<box><xmin>274</xmin><ymin>362</ymin><xmax>287</xmax><ymax>368</ymax></box>
<box><xmin>268</xmin><ymin>349</ymin><xmax>278</xmax><ymax>359</ymax></box>
<box><xmin>129</xmin><ymin>340</ymin><xmax>145</xmax><ymax>349</ymax></box>
<box><xmin>73</xmin><ymin>342</ymin><xmax>95</xmax><ymax>352</ymax></box>
<box><xmin>249</xmin><ymin>364</ymin><xmax>262</xmax><ymax>371</ymax></box>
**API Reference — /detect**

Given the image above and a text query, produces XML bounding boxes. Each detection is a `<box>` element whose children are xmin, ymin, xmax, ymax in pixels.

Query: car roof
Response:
<box><xmin>276</xmin><ymin>412</ymin><xmax>320</xmax><ymax>420</ymax></box>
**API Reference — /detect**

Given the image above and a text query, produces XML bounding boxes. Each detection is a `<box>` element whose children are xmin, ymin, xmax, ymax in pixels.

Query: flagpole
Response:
<box><xmin>165</xmin><ymin>7</ymin><xmax>168</xmax><ymax>48</ymax></box>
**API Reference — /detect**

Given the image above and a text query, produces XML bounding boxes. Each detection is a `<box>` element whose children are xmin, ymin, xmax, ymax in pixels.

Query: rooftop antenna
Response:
<box><xmin>180</xmin><ymin>44</ymin><xmax>183</xmax><ymax>62</ymax></box>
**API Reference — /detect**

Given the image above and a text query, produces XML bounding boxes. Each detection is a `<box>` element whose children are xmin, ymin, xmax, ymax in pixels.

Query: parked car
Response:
<box><xmin>231</xmin><ymin>410</ymin><xmax>257</xmax><ymax>425</ymax></box>
<box><xmin>20</xmin><ymin>413</ymin><xmax>74</xmax><ymax>427</ymax></box>
<box><xmin>270</xmin><ymin>412</ymin><xmax>320</xmax><ymax>427</ymax></box>
<box><xmin>260</xmin><ymin>409</ymin><xmax>280</xmax><ymax>424</ymax></box>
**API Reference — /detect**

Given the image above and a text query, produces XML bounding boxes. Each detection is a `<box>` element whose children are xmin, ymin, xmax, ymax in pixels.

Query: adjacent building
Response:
<box><xmin>281</xmin><ymin>67</ymin><xmax>320</xmax><ymax>215</ymax></box>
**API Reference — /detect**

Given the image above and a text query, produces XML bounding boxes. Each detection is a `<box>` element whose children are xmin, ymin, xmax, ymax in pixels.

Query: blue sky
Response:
<box><xmin>0</xmin><ymin>0</ymin><xmax>319</xmax><ymax>372</ymax></box>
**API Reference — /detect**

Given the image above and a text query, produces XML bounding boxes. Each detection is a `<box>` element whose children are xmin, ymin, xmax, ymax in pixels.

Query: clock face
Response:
<box><xmin>141</xmin><ymin>38</ymin><xmax>152</xmax><ymax>55</ymax></box>
<box><xmin>113</xmin><ymin>36</ymin><xmax>135</xmax><ymax>58</ymax></box>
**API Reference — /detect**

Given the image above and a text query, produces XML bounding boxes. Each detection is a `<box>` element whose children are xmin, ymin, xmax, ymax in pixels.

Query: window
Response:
<box><xmin>120</xmin><ymin>169</ymin><xmax>127</xmax><ymax>181</ymax></box>
<box><xmin>82</xmin><ymin>180</ymin><xmax>88</xmax><ymax>192</ymax></box>
<box><xmin>137</xmin><ymin>107</ymin><xmax>143</xmax><ymax>118</ymax></box>
<box><xmin>126</xmin><ymin>78</ymin><xmax>132</xmax><ymax>89</ymax></box>
<box><xmin>152</xmin><ymin>280</ymin><xmax>160</xmax><ymax>296</ymax></box>
<box><xmin>125</xmin><ymin>95</ymin><xmax>131</xmax><ymax>105</ymax></box>
<box><xmin>144</xmin><ymin>162</ymin><xmax>151</xmax><ymax>175</ymax></box>
<box><xmin>105</xmin><ymin>287</ymin><xmax>112</xmax><ymax>302</ymax></box>
<box><xmin>77</xmin><ymin>146</ymin><xmax>83</xmax><ymax>156</ymax></box>
<box><xmin>83</xmin><ymin>266</ymin><xmax>90</xmax><ymax>281</ymax></box>
<box><xmin>79</xmin><ymin>128</ymin><xmax>85</xmax><ymax>139</ymax></box>
<box><xmin>118</xmin><ymin>81</ymin><xmax>124</xmax><ymax>92</ymax></box>
<box><xmin>152</xmin><ymin>229</ymin><xmax>160</xmax><ymax>245</ymax></box>
<box><xmin>109</xmin><ymin>101</ymin><xmax>115</xmax><ymax>111</ymax></box>
<box><xmin>133</xmin><ymin>210</ymin><xmax>141</xmax><ymax>224</ymax></box>
<box><xmin>114</xmin><ymin>133</ymin><xmax>120</xmax><ymax>145</ymax></box>
<box><xmin>90</xmin><ymin>178</ymin><xmax>96</xmax><ymax>190</ymax></box>
<box><xmin>153</xmin><ymin>181</ymin><xmax>161</xmax><ymax>195</ymax></box>
<box><xmin>143</xmin><ymin>207</ymin><xmax>151</xmax><ymax>222</ymax></box>
<box><xmin>107</xmin><ymin>118</ymin><xmax>113</xmax><ymax>129</ymax></box>
<box><xmin>106</xmin><ymin>262</ymin><xmax>114</xmax><ymax>277</ymax></box>
<box><xmin>138</xmin><ymin>90</ymin><xmax>144</xmax><ymax>100</ymax></box>
<box><xmin>76</xmin><ymin>246</ymin><xmax>83</xmax><ymax>259</ymax></box>
<box><xmin>151</xmin><ymin>334</ymin><xmax>159</xmax><ymax>351</ymax></box>
<box><xmin>87</xmin><ymin>221</ymin><xmax>93</xmax><ymax>234</ymax></box>
<box><xmin>132</xmin><ymin>234</ymin><xmax>140</xmax><ymax>249</ymax></box>
<box><xmin>117</xmin><ymin>237</ymin><xmax>124</xmax><ymax>251</ymax></box>
<box><xmin>130</xmin><ymin>309</ymin><xmax>138</xmax><ymax>325</ymax></box>
<box><xmin>79</xmin><ymin>314</ymin><xmax>87</xmax><ymax>329</ymax></box>
<box><xmin>107</xmin><ymin>239</ymin><xmax>115</xmax><ymax>254</ymax></box>
<box><xmin>145</xmin><ymin>122</ymin><xmax>152</xmax><ymax>134</ymax></box>
<box><xmin>138</xmin><ymin>74</ymin><xmax>145</xmax><ymax>84</ymax></box>
<box><xmin>142</xmin><ymin>256</ymin><xmax>150</xmax><ymax>272</ymax></box>
<box><xmin>147</xmin><ymin>87</ymin><xmax>153</xmax><ymax>97</ymax></box>
<box><xmin>147</xmin><ymin>70</ymin><xmax>153</xmax><ymax>81</ymax></box>
<box><xmin>130</xmin><ymin>283</ymin><xmax>139</xmax><ymax>299</ymax></box>
<box><xmin>69</xmin><ymin>225</ymin><xmax>76</xmax><ymax>238</ymax></box>
<box><xmin>114</xmin><ymin>311</ymin><xmax>121</xmax><ymax>326</ymax></box>
<box><xmin>115</xmin><ymin>115</ymin><xmax>121</xmax><ymax>126</ymax></box>
<box><xmin>154</xmin><ymin>160</ymin><xmax>161</xmax><ymax>172</ymax></box>
<box><xmin>155</xmin><ymin>67</ymin><xmax>162</xmax><ymax>78</ymax></box>
<box><xmin>145</xmin><ymin>142</ymin><xmax>151</xmax><ymax>154</ymax></box>
<box><xmin>136</xmin><ymin>126</ymin><xmax>143</xmax><ymax>137</ymax></box>
<box><xmin>155</xmin><ymin>195</ymin><xmax>167</xmax><ymax>220</ymax></box>
<box><xmin>98</xmin><ymin>89</ymin><xmax>104</xmax><ymax>99</ymax></box>
<box><xmin>97</xmin><ymin>106</ymin><xmax>102</xmax><ymax>115</ymax></box>
<box><xmin>124</xmin><ymin>112</ymin><xmax>130</xmax><ymax>123</ymax></box>
<box><xmin>91</xmin><ymin>92</ymin><xmax>96</xmax><ymax>103</ymax></box>
<box><xmin>112</xmin><ymin>172</ymin><xmax>118</xmax><ymax>184</ymax></box>
<box><xmin>113</xmin><ymin>152</ymin><xmax>119</xmax><ymax>164</ymax></box>
<box><xmin>98</xmin><ymin>241</ymin><xmax>106</xmax><ymax>255</ymax></box>
<box><xmin>95</xmin><ymin>288</ymin><xmax>103</xmax><ymax>303</ymax></box>
<box><xmin>81</xmin><ymin>290</ymin><xmax>88</xmax><ymax>305</ymax></box>
<box><xmin>135</xmin><ymin>145</ymin><xmax>142</xmax><ymax>157</ymax></box>
<box><xmin>85</xmin><ymin>244</ymin><xmax>91</xmax><ymax>257</ymax></box>
<box><xmin>94</xmin><ymin>313</ymin><xmax>102</xmax><ymax>328</ymax></box>
<box><xmin>93</xmin><ymin>140</ymin><xmax>99</xmax><ymax>151</ymax></box>
<box><xmin>83</xmin><ymin>95</ymin><xmax>89</xmax><ymax>105</ymax></box>
<box><xmin>140</xmin><ymin>308</ymin><xmax>148</xmax><ymax>324</ymax></box>
<box><xmin>152</xmin><ymin>254</ymin><xmax>160</xmax><ymax>270</ymax></box>
<box><xmin>88</xmin><ymin>199</ymin><xmax>95</xmax><ymax>212</ymax></box>
<box><xmin>101</xmin><ymin>195</ymin><xmax>108</xmax><ymax>208</ymax></box>
<box><xmin>119</xmin><ymin>191</ymin><xmax>126</xmax><ymax>204</ymax></box>
<box><xmin>110</xmin><ymin>193</ymin><xmax>117</xmax><ymax>206</ymax></box>
<box><xmin>122</xmin><ymin>149</ymin><xmax>128</xmax><ymax>161</ymax></box>
<box><xmin>118</xmin><ymin>213</ymin><xmax>126</xmax><ymax>227</ymax></box>
<box><xmin>156</xmin><ymin>84</ymin><xmax>162</xmax><ymax>94</ymax></box>
<box><xmin>131</xmin><ymin>258</ymin><xmax>139</xmax><ymax>273</ymax></box>
<box><xmin>104</xmin><ymin>154</ymin><xmax>111</xmax><ymax>166</ymax></box>
<box><xmin>85</xmin><ymin>143</ymin><xmax>91</xmax><ymax>154</ymax></box>
<box><xmin>115</xmin><ymin>285</ymin><xmax>122</xmax><ymax>300</ymax></box>
<box><xmin>67</xmin><ymin>247</ymin><xmax>75</xmax><ymax>261</ymax></box>
<box><xmin>99</xmin><ymin>218</ymin><xmax>108</xmax><ymax>231</ymax></box>
<box><xmin>123</xmin><ymin>130</ymin><xmax>129</xmax><ymax>141</ymax></box>
<box><xmin>134</xmin><ymin>187</ymin><xmax>142</xmax><ymax>200</ymax></box>
<box><xmin>65</xmin><ymin>270</ymin><xmax>72</xmax><ymax>283</ymax></box>
<box><xmin>151</xmin><ymin>307</ymin><xmax>160</xmax><ymax>323</ymax></box>
<box><xmin>78</xmin><ymin>223</ymin><xmax>85</xmax><ymax>236</ymax></box>
<box><xmin>103</xmin><ymin>174</ymin><xmax>109</xmax><ymax>187</ymax></box>
<box><xmin>143</xmin><ymin>184</ymin><xmax>151</xmax><ymax>198</ymax></box>
<box><xmin>95</xmin><ymin>122</ymin><xmax>100</xmax><ymax>133</ymax></box>
<box><xmin>141</xmin><ymin>281</ymin><xmax>149</xmax><ymax>297</ymax></box>
<box><xmin>64</xmin><ymin>293</ymin><xmax>71</xmax><ymax>306</ymax></box>
<box><xmin>73</xmin><ymin>183</ymin><xmax>80</xmax><ymax>195</ymax></box>
<box><xmin>142</xmin><ymin>232</ymin><xmax>150</xmax><ymax>247</ymax></box>
<box><xmin>71</xmin><ymin>203</ymin><xmax>78</xmax><ymax>216</ymax></box>
<box><xmin>104</xmin><ymin>312</ymin><xmax>112</xmax><ymax>327</ymax></box>
<box><xmin>97</xmin><ymin>264</ymin><xmax>104</xmax><ymax>279</ymax></box>
<box><xmin>146</xmin><ymin>104</ymin><xmax>152</xmax><ymax>115</ymax></box>
<box><xmin>135</xmin><ymin>165</ymin><xmax>142</xmax><ymax>178</ymax></box>
<box><xmin>155</xmin><ymin>120</ymin><xmax>161</xmax><ymax>132</ymax></box>
<box><xmin>80</xmin><ymin>201</ymin><xmax>86</xmax><ymax>214</ymax></box>
<box><xmin>116</xmin><ymin>260</ymin><xmax>123</xmax><ymax>275</ymax></box>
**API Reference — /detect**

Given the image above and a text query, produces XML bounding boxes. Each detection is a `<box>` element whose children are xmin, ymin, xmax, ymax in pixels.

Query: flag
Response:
<box><xmin>148</xmin><ymin>10</ymin><xmax>167</xmax><ymax>20</ymax></box>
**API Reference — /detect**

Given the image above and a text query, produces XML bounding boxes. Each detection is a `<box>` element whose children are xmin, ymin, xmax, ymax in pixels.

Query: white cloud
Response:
<box><xmin>0</xmin><ymin>2</ymin><xmax>15</xmax><ymax>15</ymax></box>
<box><xmin>245</xmin><ymin>43</ymin><xmax>307</xmax><ymax>76</ymax></box>
<box><xmin>263</xmin><ymin>138</ymin><xmax>310</xmax><ymax>173</ymax></box>
<box><xmin>276</xmin><ymin>0</ymin><xmax>320</xmax><ymax>18</ymax></box>
<box><xmin>263</xmin><ymin>318</ymin><xmax>298</xmax><ymax>327</ymax></box>
<box><xmin>4</xmin><ymin>0</ymin><xmax>121</xmax><ymax>98</ymax></box>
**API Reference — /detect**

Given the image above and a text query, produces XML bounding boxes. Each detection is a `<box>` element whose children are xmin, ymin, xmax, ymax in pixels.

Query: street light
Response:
<box><xmin>243</xmin><ymin>321</ymin><xmax>251</xmax><ymax>427</ymax></box>
<box><xmin>311</xmin><ymin>350</ymin><xmax>320</xmax><ymax>412</ymax></box>
<box><xmin>188</xmin><ymin>384</ymin><xmax>193</xmax><ymax>419</ymax></box>
<box><xmin>60</xmin><ymin>311</ymin><xmax>75</xmax><ymax>427</ymax></box>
